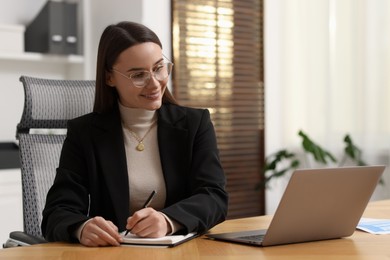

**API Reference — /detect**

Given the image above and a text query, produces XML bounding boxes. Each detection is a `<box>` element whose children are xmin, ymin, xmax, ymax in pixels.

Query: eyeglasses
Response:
<box><xmin>112</xmin><ymin>61</ymin><xmax>174</xmax><ymax>88</ymax></box>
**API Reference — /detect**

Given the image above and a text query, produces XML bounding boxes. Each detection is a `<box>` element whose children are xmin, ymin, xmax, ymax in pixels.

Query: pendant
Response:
<box><xmin>136</xmin><ymin>142</ymin><xmax>145</xmax><ymax>151</ymax></box>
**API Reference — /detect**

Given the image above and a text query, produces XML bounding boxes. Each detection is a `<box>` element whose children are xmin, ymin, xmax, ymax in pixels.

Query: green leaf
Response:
<box><xmin>261</xmin><ymin>149</ymin><xmax>301</xmax><ymax>189</ymax></box>
<box><xmin>343</xmin><ymin>134</ymin><xmax>367</xmax><ymax>166</ymax></box>
<box><xmin>298</xmin><ymin>130</ymin><xmax>337</xmax><ymax>165</ymax></box>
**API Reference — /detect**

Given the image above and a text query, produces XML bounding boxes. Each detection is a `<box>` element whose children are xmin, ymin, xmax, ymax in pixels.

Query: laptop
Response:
<box><xmin>207</xmin><ymin>165</ymin><xmax>385</xmax><ymax>246</ymax></box>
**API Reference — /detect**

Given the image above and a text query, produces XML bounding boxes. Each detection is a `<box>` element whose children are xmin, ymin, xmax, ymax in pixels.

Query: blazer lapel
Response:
<box><xmin>157</xmin><ymin>104</ymin><xmax>189</xmax><ymax>205</ymax></box>
<box><xmin>91</xmin><ymin>107</ymin><xmax>130</xmax><ymax>226</ymax></box>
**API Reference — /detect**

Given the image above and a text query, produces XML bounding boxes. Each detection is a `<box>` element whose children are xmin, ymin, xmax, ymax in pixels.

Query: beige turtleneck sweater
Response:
<box><xmin>118</xmin><ymin>102</ymin><xmax>167</xmax><ymax>214</ymax></box>
<box><xmin>119</xmin><ymin>102</ymin><xmax>182</xmax><ymax>235</ymax></box>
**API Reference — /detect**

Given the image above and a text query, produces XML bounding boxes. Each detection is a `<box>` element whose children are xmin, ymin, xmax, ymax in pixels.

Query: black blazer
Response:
<box><xmin>42</xmin><ymin>103</ymin><xmax>228</xmax><ymax>242</ymax></box>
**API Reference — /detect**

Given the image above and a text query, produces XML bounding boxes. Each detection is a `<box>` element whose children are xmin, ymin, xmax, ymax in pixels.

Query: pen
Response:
<box><xmin>142</xmin><ymin>190</ymin><xmax>157</xmax><ymax>208</ymax></box>
<box><xmin>125</xmin><ymin>190</ymin><xmax>157</xmax><ymax>236</ymax></box>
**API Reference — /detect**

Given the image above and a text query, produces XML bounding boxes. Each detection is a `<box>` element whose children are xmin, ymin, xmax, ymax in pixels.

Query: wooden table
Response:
<box><xmin>1</xmin><ymin>199</ymin><xmax>389</xmax><ymax>259</ymax></box>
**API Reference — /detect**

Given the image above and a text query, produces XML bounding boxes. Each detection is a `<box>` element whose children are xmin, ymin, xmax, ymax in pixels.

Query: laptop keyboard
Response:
<box><xmin>238</xmin><ymin>234</ymin><xmax>265</xmax><ymax>242</ymax></box>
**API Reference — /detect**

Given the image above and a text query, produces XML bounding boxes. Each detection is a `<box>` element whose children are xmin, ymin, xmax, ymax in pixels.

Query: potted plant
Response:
<box><xmin>258</xmin><ymin>130</ymin><xmax>376</xmax><ymax>189</ymax></box>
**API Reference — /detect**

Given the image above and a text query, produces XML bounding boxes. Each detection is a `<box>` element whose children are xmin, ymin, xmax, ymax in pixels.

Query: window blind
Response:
<box><xmin>172</xmin><ymin>0</ymin><xmax>264</xmax><ymax>218</ymax></box>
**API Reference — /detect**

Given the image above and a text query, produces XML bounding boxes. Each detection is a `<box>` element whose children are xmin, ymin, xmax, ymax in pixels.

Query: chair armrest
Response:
<box><xmin>3</xmin><ymin>231</ymin><xmax>47</xmax><ymax>248</ymax></box>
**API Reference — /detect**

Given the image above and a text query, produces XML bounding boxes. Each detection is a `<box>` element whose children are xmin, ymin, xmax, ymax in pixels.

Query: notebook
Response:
<box><xmin>206</xmin><ymin>165</ymin><xmax>385</xmax><ymax>247</ymax></box>
<box><xmin>121</xmin><ymin>231</ymin><xmax>197</xmax><ymax>247</ymax></box>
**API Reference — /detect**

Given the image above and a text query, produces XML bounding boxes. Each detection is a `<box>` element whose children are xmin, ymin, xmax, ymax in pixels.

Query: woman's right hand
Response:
<box><xmin>79</xmin><ymin>216</ymin><xmax>123</xmax><ymax>247</ymax></box>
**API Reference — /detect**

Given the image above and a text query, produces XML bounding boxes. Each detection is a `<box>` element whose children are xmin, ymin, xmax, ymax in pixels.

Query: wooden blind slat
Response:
<box><xmin>172</xmin><ymin>0</ymin><xmax>264</xmax><ymax>219</ymax></box>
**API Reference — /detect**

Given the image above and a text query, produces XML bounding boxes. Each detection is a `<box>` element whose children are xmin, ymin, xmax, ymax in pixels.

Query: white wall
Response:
<box><xmin>0</xmin><ymin>0</ymin><xmax>46</xmax><ymax>25</ymax></box>
<box><xmin>264</xmin><ymin>0</ymin><xmax>390</xmax><ymax>214</ymax></box>
<box><xmin>85</xmin><ymin>0</ymin><xmax>171</xmax><ymax>79</ymax></box>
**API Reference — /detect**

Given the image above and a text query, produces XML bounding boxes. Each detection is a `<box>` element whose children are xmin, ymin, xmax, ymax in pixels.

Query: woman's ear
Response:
<box><xmin>105</xmin><ymin>71</ymin><xmax>115</xmax><ymax>87</ymax></box>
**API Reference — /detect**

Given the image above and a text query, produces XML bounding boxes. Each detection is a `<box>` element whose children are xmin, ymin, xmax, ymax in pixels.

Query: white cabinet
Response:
<box><xmin>0</xmin><ymin>0</ymin><xmax>91</xmax><ymax>143</ymax></box>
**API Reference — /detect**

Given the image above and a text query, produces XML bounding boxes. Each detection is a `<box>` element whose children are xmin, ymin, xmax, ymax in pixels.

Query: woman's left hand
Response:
<box><xmin>126</xmin><ymin>208</ymin><xmax>171</xmax><ymax>237</ymax></box>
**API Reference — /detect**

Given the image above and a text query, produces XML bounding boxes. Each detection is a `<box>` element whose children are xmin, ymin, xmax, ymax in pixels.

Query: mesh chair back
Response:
<box><xmin>19</xmin><ymin>134</ymin><xmax>66</xmax><ymax>236</ymax></box>
<box><xmin>18</xmin><ymin>76</ymin><xmax>95</xmax><ymax>132</ymax></box>
<box><xmin>17</xmin><ymin>76</ymin><xmax>95</xmax><ymax>238</ymax></box>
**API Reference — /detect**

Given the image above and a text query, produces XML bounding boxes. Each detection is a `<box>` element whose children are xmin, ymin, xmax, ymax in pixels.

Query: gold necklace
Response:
<box><xmin>123</xmin><ymin>121</ymin><xmax>157</xmax><ymax>151</ymax></box>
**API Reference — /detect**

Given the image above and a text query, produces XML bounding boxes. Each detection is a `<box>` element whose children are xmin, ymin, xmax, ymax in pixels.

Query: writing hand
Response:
<box><xmin>126</xmin><ymin>208</ymin><xmax>171</xmax><ymax>238</ymax></box>
<box><xmin>80</xmin><ymin>216</ymin><xmax>123</xmax><ymax>247</ymax></box>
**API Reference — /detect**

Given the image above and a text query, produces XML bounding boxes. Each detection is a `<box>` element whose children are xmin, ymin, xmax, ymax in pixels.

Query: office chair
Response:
<box><xmin>3</xmin><ymin>76</ymin><xmax>95</xmax><ymax>248</ymax></box>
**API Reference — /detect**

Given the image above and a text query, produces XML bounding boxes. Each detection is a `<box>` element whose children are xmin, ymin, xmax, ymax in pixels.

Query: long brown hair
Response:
<box><xmin>93</xmin><ymin>21</ymin><xmax>177</xmax><ymax>113</ymax></box>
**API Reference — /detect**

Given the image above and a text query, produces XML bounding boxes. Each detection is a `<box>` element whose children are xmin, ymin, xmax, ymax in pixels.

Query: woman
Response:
<box><xmin>41</xmin><ymin>21</ymin><xmax>228</xmax><ymax>247</ymax></box>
